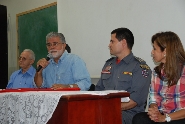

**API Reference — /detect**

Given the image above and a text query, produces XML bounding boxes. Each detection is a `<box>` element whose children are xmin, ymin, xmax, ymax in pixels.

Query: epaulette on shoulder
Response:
<box><xmin>134</xmin><ymin>56</ymin><xmax>145</xmax><ymax>63</ymax></box>
<box><xmin>134</xmin><ymin>56</ymin><xmax>150</xmax><ymax>70</ymax></box>
<box><xmin>106</xmin><ymin>57</ymin><xmax>115</xmax><ymax>62</ymax></box>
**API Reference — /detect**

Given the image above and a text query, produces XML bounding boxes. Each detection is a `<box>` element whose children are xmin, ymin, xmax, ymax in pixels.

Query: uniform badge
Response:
<box><xmin>140</xmin><ymin>64</ymin><xmax>150</xmax><ymax>78</ymax></box>
<box><xmin>101</xmin><ymin>65</ymin><xmax>112</xmax><ymax>74</ymax></box>
<box><xmin>123</xmin><ymin>72</ymin><xmax>132</xmax><ymax>75</ymax></box>
<box><xmin>142</xmin><ymin>69</ymin><xmax>149</xmax><ymax>77</ymax></box>
<box><xmin>140</xmin><ymin>65</ymin><xmax>150</xmax><ymax>70</ymax></box>
<box><xmin>105</xmin><ymin>66</ymin><xmax>111</xmax><ymax>71</ymax></box>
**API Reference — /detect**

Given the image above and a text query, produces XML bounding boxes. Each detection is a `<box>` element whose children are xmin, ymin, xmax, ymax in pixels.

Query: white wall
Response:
<box><xmin>1</xmin><ymin>0</ymin><xmax>185</xmax><ymax>80</ymax></box>
<box><xmin>0</xmin><ymin>0</ymin><xmax>56</xmax><ymax>79</ymax></box>
<box><xmin>57</xmin><ymin>0</ymin><xmax>185</xmax><ymax>78</ymax></box>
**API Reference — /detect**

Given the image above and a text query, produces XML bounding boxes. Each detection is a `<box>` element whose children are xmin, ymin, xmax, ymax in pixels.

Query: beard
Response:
<box><xmin>49</xmin><ymin>48</ymin><xmax>64</xmax><ymax>58</ymax></box>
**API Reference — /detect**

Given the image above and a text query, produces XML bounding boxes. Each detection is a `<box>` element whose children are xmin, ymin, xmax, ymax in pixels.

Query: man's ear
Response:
<box><xmin>30</xmin><ymin>60</ymin><xmax>34</xmax><ymax>65</ymax></box>
<box><xmin>63</xmin><ymin>43</ymin><xmax>66</xmax><ymax>51</ymax></box>
<box><xmin>64</xmin><ymin>43</ymin><xmax>66</xmax><ymax>48</ymax></box>
<box><xmin>121</xmin><ymin>39</ymin><xmax>127</xmax><ymax>47</ymax></box>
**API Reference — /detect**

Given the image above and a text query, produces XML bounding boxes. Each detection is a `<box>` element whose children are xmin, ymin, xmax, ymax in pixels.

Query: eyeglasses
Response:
<box><xmin>18</xmin><ymin>56</ymin><xmax>31</xmax><ymax>61</ymax></box>
<box><xmin>46</xmin><ymin>42</ymin><xmax>64</xmax><ymax>48</ymax></box>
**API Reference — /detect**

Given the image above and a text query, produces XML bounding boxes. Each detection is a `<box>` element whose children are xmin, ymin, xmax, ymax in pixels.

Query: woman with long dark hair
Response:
<box><xmin>132</xmin><ymin>31</ymin><xmax>185</xmax><ymax>124</ymax></box>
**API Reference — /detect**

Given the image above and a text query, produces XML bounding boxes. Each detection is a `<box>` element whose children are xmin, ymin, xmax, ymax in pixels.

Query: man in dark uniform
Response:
<box><xmin>95</xmin><ymin>27</ymin><xmax>151</xmax><ymax>124</ymax></box>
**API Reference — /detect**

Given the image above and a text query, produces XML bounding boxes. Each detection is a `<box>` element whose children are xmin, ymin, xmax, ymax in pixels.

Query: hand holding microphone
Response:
<box><xmin>36</xmin><ymin>53</ymin><xmax>53</xmax><ymax>72</ymax></box>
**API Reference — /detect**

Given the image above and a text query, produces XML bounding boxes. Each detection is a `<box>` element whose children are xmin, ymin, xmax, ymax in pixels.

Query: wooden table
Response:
<box><xmin>47</xmin><ymin>92</ymin><xmax>130</xmax><ymax>124</ymax></box>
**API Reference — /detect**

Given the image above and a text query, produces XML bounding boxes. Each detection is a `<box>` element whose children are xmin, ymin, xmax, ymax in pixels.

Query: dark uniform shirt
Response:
<box><xmin>95</xmin><ymin>52</ymin><xmax>151</xmax><ymax>115</ymax></box>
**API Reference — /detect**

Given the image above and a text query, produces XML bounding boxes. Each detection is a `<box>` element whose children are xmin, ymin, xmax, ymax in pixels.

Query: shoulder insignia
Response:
<box><xmin>142</xmin><ymin>69</ymin><xmax>149</xmax><ymax>78</ymax></box>
<box><xmin>140</xmin><ymin>64</ymin><xmax>150</xmax><ymax>78</ymax></box>
<box><xmin>106</xmin><ymin>57</ymin><xmax>115</xmax><ymax>62</ymax></box>
<box><xmin>134</xmin><ymin>56</ymin><xmax>145</xmax><ymax>63</ymax></box>
<box><xmin>140</xmin><ymin>64</ymin><xmax>150</xmax><ymax>70</ymax></box>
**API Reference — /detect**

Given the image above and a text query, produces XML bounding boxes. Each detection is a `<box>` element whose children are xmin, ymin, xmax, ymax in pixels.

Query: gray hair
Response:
<box><xmin>23</xmin><ymin>49</ymin><xmax>35</xmax><ymax>60</ymax></box>
<box><xmin>46</xmin><ymin>32</ymin><xmax>66</xmax><ymax>43</ymax></box>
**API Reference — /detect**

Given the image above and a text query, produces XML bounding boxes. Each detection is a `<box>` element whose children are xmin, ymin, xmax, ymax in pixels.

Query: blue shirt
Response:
<box><xmin>40</xmin><ymin>51</ymin><xmax>91</xmax><ymax>91</ymax></box>
<box><xmin>6</xmin><ymin>66</ymin><xmax>36</xmax><ymax>89</ymax></box>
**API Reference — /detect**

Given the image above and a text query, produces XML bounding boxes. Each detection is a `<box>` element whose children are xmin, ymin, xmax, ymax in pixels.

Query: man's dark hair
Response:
<box><xmin>111</xmin><ymin>27</ymin><xmax>134</xmax><ymax>50</ymax></box>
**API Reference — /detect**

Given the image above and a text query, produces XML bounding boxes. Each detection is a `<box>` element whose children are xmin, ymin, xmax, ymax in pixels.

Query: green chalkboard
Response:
<box><xmin>17</xmin><ymin>2</ymin><xmax>57</xmax><ymax>68</ymax></box>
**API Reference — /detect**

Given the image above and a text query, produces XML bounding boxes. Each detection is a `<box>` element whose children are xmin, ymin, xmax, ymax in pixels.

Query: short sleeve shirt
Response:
<box><xmin>95</xmin><ymin>52</ymin><xmax>151</xmax><ymax>114</ymax></box>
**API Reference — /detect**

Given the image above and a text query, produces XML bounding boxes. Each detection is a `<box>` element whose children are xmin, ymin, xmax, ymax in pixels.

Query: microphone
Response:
<box><xmin>36</xmin><ymin>53</ymin><xmax>53</xmax><ymax>72</ymax></box>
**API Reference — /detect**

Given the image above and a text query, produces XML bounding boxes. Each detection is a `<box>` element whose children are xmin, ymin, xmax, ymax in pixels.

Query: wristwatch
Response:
<box><xmin>165</xmin><ymin>114</ymin><xmax>171</xmax><ymax>122</ymax></box>
<box><xmin>69</xmin><ymin>84</ymin><xmax>73</xmax><ymax>88</ymax></box>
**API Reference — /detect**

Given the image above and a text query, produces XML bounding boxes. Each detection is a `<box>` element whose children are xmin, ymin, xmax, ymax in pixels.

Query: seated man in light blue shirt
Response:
<box><xmin>34</xmin><ymin>32</ymin><xmax>91</xmax><ymax>91</ymax></box>
<box><xmin>7</xmin><ymin>49</ymin><xmax>36</xmax><ymax>89</ymax></box>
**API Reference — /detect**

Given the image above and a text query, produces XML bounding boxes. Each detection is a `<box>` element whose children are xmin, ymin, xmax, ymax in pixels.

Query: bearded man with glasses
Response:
<box><xmin>6</xmin><ymin>49</ymin><xmax>36</xmax><ymax>88</ymax></box>
<box><xmin>34</xmin><ymin>32</ymin><xmax>91</xmax><ymax>91</ymax></box>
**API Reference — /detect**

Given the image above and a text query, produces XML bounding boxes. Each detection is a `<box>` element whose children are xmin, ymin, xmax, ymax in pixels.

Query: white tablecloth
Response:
<box><xmin>0</xmin><ymin>90</ymin><xmax>129</xmax><ymax>124</ymax></box>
